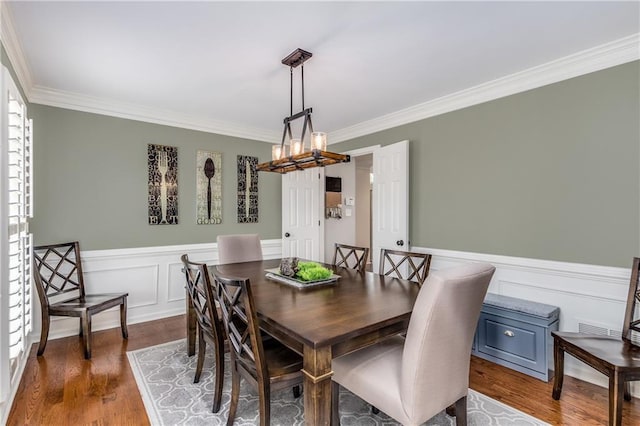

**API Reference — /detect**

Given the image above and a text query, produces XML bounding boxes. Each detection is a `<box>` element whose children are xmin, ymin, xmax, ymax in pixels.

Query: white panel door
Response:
<box><xmin>281</xmin><ymin>168</ymin><xmax>324</xmax><ymax>262</ymax></box>
<box><xmin>372</xmin><ymin>140</ymin><xmax>409</xmax><ymax>272</ymax></box>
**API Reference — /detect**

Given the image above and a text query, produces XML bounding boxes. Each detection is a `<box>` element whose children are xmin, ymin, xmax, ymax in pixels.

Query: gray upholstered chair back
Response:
<box><xmin>400</xmin><ymin>262</ymin><xmax>495</xmax><ymax>420</ymax></box>
<box><xmin>216</xmin><ymin>234</ymin><xmax>263</xmax><ymax>264</ymax></box>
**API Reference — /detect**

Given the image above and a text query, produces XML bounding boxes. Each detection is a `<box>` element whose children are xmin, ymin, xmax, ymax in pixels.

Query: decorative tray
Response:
<box><xmin>264</xmin><ymin>268</ymin><xmax>340</xmax><ymax>289</ymax></box>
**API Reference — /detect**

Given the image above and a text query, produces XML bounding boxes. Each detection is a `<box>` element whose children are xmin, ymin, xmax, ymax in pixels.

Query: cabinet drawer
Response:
<box><xmin>476</xmin><ymin>312</ymin><xmax>546</xmax><ymax>374</ymax></box>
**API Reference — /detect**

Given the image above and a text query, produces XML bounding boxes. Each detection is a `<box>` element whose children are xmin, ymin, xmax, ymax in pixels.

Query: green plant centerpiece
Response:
<box><xmin>279</xmin><ymin>258</ymin><xmax>333</xmax><ymax>282</ymax></box>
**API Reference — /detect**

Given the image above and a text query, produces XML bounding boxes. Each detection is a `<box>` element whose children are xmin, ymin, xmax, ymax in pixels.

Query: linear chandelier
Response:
<box><xmin>256</xmin><ymin>48</ymin><xmax>350</xmax><ymax>174</ymax></box>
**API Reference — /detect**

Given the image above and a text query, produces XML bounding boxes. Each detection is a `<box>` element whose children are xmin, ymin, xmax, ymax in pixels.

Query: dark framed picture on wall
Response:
<box><xmin>148</xmin><ymin>144</ymin><xmax>178</xmax><ymax>225</ymax></box>
<box><xmin>237</xmin><ymin>155</ymin><xmax>258</xmax><ymax>223</ymax></box>
<box><xmin>196</xmin><ymin>150</ymin><xmax>222</xmax><ymax>224</ymax></box>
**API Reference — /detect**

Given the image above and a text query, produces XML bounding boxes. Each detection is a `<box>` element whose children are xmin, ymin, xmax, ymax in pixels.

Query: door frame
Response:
<box><xmin>341</xmin><ymin>145</ymin><xmax>380</xmax><ymax>264</ymax></box>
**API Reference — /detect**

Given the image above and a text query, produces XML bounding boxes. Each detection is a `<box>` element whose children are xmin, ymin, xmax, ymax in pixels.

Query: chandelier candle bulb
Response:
<box><xmin>290</xmin><ymin>138</ymin><xmax>303</xmax><ymax>156</ymax></box>
<box><xmin>272</xmin><ymin>145</ymin><xmax>285</xmax><ymax>160</ymax></box>
<box><xmin>311</xmin><ymin>132</ymin><xmax>327</xmax><ymax>151</ymax></box>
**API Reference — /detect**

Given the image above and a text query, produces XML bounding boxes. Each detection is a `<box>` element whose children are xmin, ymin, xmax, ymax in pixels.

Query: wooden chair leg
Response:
<box><xmin>552</xmin><ymin>339</ymin><xmax>564</xmax><ymax>400</ymax></box>
<box><xmin>610</xmin><ymin>373</ymin><xmax>624</xmax><ymax>426</ymax></box>
<box><xmin>37</xmin><ymin>312</ymin><xmax>51</xmax><ymax>356</ymax></box>
<box><xmin>120</xmin><ymin>297</ymin><xmax>128</xmax><ymax>339</ymax></box>
<box><xmin>212</xmin><ymin>331</ymin><xmax>224</xmax><ymax>413</ymax></box>
<box><xmin>186</xmin><ymin>292</ymin><xmax>197</xmax><ymax>357</ymax></box>
<box><xmin>331</xmin><ymin>381</ymin><xmax>340</xmax><ymax>426</ymax></box>
<box><xmin>454</xmin><ymin>395</ymin><xmax>467</xmax><ymax>426</ymax></box>
<box><xmin>81</xmin><ymin>312</ymin><xmax>92</xmax><ymax>359</ymax></box>
<box><xmin>194</xmin><ymin>328</ymin><xmax>205</xmax><ymax>383</ymax></box>
<box><xmin>445</xmin><ymin>404</ymin><xmax>456</xmax><ymax>417</ymax></box>
<box><xmin>292</xmin><ymin>385</ymin><xmax>301</xmax><ymax>398</ymax></box>
<box><xmin>259</xmin><ymin>377</ymin><xmax>271</xmax><ymax>426</ymax></box>
<box><xmin>227</xmin><ymin>367</ymin><xmax>240</xmax><ymax>426</ymax></box>
<box><xmin>624</xmin><ymin>381</ymin><xmax>632</xmax><ymax>402</ymax></box>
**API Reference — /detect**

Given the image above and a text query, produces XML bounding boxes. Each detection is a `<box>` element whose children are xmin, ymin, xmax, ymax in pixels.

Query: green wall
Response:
<box><xmin>7</xmin><ymin>36</ymin><xmax>639</xmax><ymax>266</ymax></box>
<box><xmin>334</xmin><ymin>62</ymin><xmax>640</xmax><ymax>268</ymax></box>
<box><xmin>29</xmin><ymin>105</ymin><xmax>282</xmax><ymax>250</ymax></box>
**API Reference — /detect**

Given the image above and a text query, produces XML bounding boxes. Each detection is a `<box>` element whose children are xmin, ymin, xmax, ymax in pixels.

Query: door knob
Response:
<box><xmin>284</xmin><ymin>232</ymin><xmax>291</xmax><ymax>238</ymax></box>
<box><xmin>396</xmin><ymin>240</ymin><xmax>404</xmax><ymax>246</ymax></box>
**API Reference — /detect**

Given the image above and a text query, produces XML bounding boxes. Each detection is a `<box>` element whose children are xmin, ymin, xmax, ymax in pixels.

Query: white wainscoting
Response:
<box><xmin>31</xmin><ymin>241</ymin><xmax>632</xmax><ymax>394</ymax></box>
<box><xmin>33</xmin><ymin>239</ymin><xmax>283</xmax><ymax>341</ymax></box>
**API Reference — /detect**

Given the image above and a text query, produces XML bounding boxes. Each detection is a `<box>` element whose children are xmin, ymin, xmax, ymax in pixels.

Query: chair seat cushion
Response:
<box><xmin>553</xmin><ymin>331</ymin><xmax>640</xmax><ymax>369</ymax></box>
<box><xmin>332</xmin><ymin>336</ymin><xmax>412</xmax><ymax>424</ymax></box>
<box><xmin>49</xmin><ymin>293</ymin><xmax>127</xmax><ymax>314</ymax></box>
<box><xmin>484</xmin><ymin>293</ymin><xmax>559</xmax><ymax>319</ymax></box>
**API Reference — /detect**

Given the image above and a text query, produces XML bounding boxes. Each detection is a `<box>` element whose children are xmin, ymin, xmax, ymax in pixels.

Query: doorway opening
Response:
<box><xmin>354</xmin><ymin>154</ymin><xmax>373</xmax><ymax>268</ymax></box>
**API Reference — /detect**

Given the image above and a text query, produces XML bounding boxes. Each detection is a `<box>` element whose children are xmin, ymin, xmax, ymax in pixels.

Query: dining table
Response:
<box><xmin>185</xmin><ymin>258</ymin><xmax>420</xmax><ymax>425</ymax></box>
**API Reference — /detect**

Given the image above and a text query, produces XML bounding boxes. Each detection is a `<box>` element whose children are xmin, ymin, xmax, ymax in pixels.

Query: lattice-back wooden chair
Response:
<box><xmin>181</xmin><ymin>254</ymin><xmax>225</xmax><ymax>413</ymax></box>
<box><xmin>552</xmin><ymin>257</ymin><xmax>640</xmax><ymax>426</ymax></box>
<box><xmin>332</xmin><ymin>243</ymin><xmax>369</xmax><ymax>273</ymax></box>
<box><xmin>212</xmin><ymin>270</ymin><xmax>303</xmax><ymax>426</ymax></box>
<box><xmin>32</xmin><ymin>241</ymin><xmax>128</xmax><ymax>359</ymax></box>
<box><xmin>379</xmin><ymin>248</ymin><xmax>432</xmax><ymax>287</ymax></box>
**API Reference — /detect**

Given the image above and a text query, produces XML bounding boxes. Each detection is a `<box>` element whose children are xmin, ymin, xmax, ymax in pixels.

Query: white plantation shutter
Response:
<box><xmin>1</xmin><ymin>67</ymin><xmax>33</xmax><ymax>403</ymax></box>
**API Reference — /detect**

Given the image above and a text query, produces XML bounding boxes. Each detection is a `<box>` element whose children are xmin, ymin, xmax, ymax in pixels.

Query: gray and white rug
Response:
<box><xmin>127</xmin><ymin>339</ymin><xmax>548</xmax><ymax>426</ymax></box>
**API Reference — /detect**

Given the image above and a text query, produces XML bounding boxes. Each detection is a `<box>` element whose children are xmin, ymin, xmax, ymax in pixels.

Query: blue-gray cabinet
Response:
<box><xmin>472</xmin><ymin>293</ymin><xmax>560</xmax><ymax>381</ymax></box>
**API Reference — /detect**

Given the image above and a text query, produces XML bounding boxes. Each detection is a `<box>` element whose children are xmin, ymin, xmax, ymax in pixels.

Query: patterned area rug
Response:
<box><xmin>127</xmin><ymin>340</ymin><xmax>549</xmax><ymax>426</ymax></box>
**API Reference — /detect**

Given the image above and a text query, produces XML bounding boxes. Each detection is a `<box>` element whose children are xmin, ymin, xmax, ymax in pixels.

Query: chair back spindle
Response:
<box><xmin>379</xmin><ymin>248</ymin><xmax>432</xmax><ymax>286</ymax></box>
<box><xmin>181</xmin><ymin>255</ymin><xmax>224</xmax><ymax>353</ymax></box>
<box><xmin>333</xmin><ymin>243</ymin><xmax>369</xmax><ymax>273</ymax></box>
<box><xmin>214</xmin><ymin>273</ymin><xmax>266</xmax><ymax>385</ymax></box>
<box><xmin>622</xmin><ymin>257</ymin><xmax>640</xmax><ymax>342</ymax></box>
<box><xmin>33</xmin><ymin>241</ymin><xmax>85</xmax><ymax>307</ymax></box>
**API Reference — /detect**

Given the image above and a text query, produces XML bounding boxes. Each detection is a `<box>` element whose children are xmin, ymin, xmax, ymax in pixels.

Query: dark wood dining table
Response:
<box><xmin>185</xmin><ymin>258</ymin><xmax>419</xmax><ymax>425</ymax></box>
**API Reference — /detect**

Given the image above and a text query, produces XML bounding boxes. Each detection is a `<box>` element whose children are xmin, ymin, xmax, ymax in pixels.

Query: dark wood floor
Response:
<box><xmin>7</xmin><ymin>315</ymin><xmax>640</xmax><ymax>425</ymax></box>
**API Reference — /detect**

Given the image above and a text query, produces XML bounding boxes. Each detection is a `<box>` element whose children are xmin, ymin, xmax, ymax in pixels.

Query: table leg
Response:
<box><xmin>186</xmin><ymin>288</ymin><xmax>196</xmax><ymax>356</ymax></box>
<box><xmin>302</xmin><ymin>345</ymin><xmax>333</xmax><ymax>426</ymax></box>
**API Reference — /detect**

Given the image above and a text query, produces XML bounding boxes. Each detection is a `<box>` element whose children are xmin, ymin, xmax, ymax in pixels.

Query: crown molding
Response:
<box><xmin>329</xmin><ymin>33</ymin><xmax>640</xmax><ymax>144</ymax></box>
<box><xmin>29</xmin><ymin>85</ymin><xmax>281</xmax><ymax>142</ymax></box>
<box><xmin>2</xmin><ymin>1</ymin><xmax>637</xmax><ymax>145</ymax></box>
<box><xmin>0</xmin><ymin>2</ymin><xmax>33</xmax><ymax>98</ymax></box>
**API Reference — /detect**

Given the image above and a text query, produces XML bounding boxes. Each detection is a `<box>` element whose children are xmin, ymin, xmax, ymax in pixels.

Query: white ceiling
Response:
<box><xmin>4</xmin><ymin>1</ymin><xmax>639</xmax><ymax>143</ymax></box>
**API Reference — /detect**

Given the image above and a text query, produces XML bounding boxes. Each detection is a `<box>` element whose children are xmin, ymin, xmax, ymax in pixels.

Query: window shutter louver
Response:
<box><xmin>1</xmin><ymin>67</ymin><xmax>33</xmax><ymax>403</ymax></box>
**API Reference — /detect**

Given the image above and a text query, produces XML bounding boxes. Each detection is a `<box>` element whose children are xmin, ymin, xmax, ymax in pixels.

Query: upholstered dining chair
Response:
<box><xmin>331</xmin><ymin>262</ymin><xmax>496</xmax><ymax>426</ymax></box>
<box><xmin>181</xmin><ymin>254</ymin><xmax>225</xmax><ymax>413</ymax></box>
<box><xmin>216</xmin><ymin>233</ymin><xmax>263</xmax><ymax>264</ymax></box>
<box><xmin>32</xmin><ymin>241</ymin><xmax>128</xmax><ymax>359</ymax></box>
<box><xmin>332</xmin><ymin>243</ymin><xmax>369</xmax><ymax>273</ymax></box>
<box><xmin>212</xmin><ymin>270</ymin><xmax>303</xmax><ymax>426</ymax></box>
<box><xmin>379</xmin><ymin>248</ymin><xmax>432</xmax><ymax>287</ymax></box>
<box><xmin>552</xmin><ymin>257</ymin><xmax>640</xmax><ymax>426</ymax></box>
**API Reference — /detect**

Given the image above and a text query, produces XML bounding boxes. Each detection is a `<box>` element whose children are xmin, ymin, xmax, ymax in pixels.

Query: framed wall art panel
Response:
<box><xmin>148</xmin><ymin>144</ymin><xmax>178</xmax><ymax>225</ymax></box>
<box><xmin>237</xmin><ymin>155</ymin><xmax>258</xmax><ymax>223</ymax></box>
<box><xmin>196</xmin><ymin>150</ymin><xmax>222</xmax><ymax>224</ymax></box>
